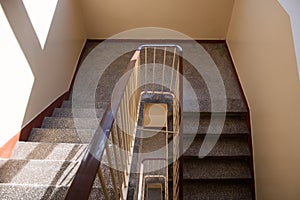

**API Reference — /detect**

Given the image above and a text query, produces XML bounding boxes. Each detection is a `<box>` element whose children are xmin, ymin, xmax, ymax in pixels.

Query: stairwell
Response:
<box><xmin>0</xmin><ymin>41</ymin><xmax>254</xmax><ymax>199</ymax></box>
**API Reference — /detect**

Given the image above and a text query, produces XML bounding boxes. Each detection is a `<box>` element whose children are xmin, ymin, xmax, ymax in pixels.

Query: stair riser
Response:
<box><xmin>12</xmin><ymin>142</ymin><xmax>88</xmax><ymax>161</ymax></box>
<box><xmin>182</xmin><ymin>115</ymin><xmax>248</xmax><ymax>135</ymax></box>
<box><xmin>183</xmin><ymin>135</ymin><xmax>250</xmax><ymax>157</ymax></box>
<box><xmin>61</xmin><ymin>101</ymin><xmax>109</xmax><ymax>109</ymax></box>
<box><xmin>42</xmin><ymin>118</ymin><xmax>100</xmax><ymax>129</ymax></box>
<box><xmin>29</xmin><ymin>128</ymin><xmax>95</xmax><ymax>144</ymax></box>
<box><xmin>183</xmin><ymin>180</ymin><xmax>252</xmax><ymax>200</ymax></box>
<box><xmin>53</xmin><ymin>108</ymin><xmax>104</xmax><ymax>118</ymax></box>
<box><xmin>183</xmin><ymin>158</ymin><xmax>252</xmax><ymax>180</ymax></box>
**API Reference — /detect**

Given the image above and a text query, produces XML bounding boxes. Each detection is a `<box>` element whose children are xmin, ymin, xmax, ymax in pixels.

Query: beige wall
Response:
<box><xmin>79</xmin><ymin>0</ymin><xmax>234</xmax><ymax>39</ymax></box>
<box><xmin>227</xmin><ymin>0</ymin><xmax>300</xmax><ymax>199</ymax></box>
<box><xmin>0</xmin><ymin>0</ymin><xmax>86</xmax><ymax>147</ymax></box>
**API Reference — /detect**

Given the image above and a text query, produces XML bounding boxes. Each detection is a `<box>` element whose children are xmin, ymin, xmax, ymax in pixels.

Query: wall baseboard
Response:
<box><xmin>0</xmin><ymin>91</ymin><xmax>69</xmax><ymax>158</ymax></box>
<box><xmin>86</xmin><ymin>38</ymin><xmax>226</xmax><ymax>43</ymax></box>
<box><xmin>0</xmin><ymin>133</ymin><xmax>21</xmax><ymax>158</ymax></box>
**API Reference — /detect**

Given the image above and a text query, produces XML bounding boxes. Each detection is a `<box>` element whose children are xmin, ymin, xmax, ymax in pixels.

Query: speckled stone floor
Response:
<box><xmin>71</xmin><ymin>40</ymin><xmax>246</xmax><ymax>112</ymax></box>
<box><xmin>0</xmin><ymin>40</ymin><xmax>254</xmax><ymax>199</ymax></box>
<box><xmin>77</xmin><ymin>40</ymin><xmax>253</xmax><ymax>199</ymax></box>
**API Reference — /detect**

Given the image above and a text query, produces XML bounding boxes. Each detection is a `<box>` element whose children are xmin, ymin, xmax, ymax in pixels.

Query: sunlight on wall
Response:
<box><xmin>22</xmin><ymin>0</ymin><xmax>58</xmax><ymax>49</ymax></box>
<box><xmin>278</xmin><ymin>0</ymin><xmax>300</xmax><ymax>80</ymax></box>
<box><xmin>0</xmin><ymin>4</ymin><xmax>34</xmax><ymax>147</ymax></box>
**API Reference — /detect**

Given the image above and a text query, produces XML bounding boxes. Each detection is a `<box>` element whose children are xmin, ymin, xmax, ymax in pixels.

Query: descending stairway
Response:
<box><xmin>0</xmin><ymin>101</ymin><xmax>107</xmax><ymax>199</ymax></box>
<box><xmin>182</xmin><ymin>114</ymin><xmax>252</xmax><ymax>199</ymax></box>
<box><xmin>181</xmin><ymin>42</ymin><xmax>254</xmax><ymax>199</ymax></box>
<box><xmin>0</xmin><ymin>41</ymin><xmax>254</xmax><ymax>199</ymax></box>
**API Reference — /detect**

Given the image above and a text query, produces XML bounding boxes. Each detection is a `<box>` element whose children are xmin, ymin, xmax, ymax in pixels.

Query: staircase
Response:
<box><xmin>0</xmin><ymin>100</ymin><xmax>108</xmax><ymax>199</ymax></box>
<box><xmin>0</xmin><ymin>41</ymin><xmax>254</xmax><ymax>199</ymax></box>
<box><xmin>181</xmin><ymin>42</ymin><xmax>253</xmax><ymax>199</ymax></box>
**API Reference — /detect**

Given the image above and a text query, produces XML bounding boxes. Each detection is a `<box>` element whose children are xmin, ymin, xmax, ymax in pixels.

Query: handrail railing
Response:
<box><xmin>138</xmin><ymin>158</ymin><xmax>168</xmax><ymax>200</ymax></box>
<box><xmin>65</xmin><ymin>44</ymin><xmax>183</xmax><ymax>200</ymax></box>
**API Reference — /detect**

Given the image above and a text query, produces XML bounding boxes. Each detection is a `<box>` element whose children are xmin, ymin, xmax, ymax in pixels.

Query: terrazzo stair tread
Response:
<box><xmin>183</xmin><ymin>136</ymin><xmax>250</xmax><ymax>157</ymax></box>
<box><xmin>0</xmin><ymin>159</ymin><xmax>80</xmax><ymax>186</ymax></box>
<box><xmin>0</xmin><ymin>185</ymin><xmax>105</xmax><ymax>200</ymax></box>
<box><xmin>183</xmin><ymin>158</ymin><xmax>251</xmax><ymax>180</ymax></box>
<box><xmin>61</xmin><ymin>100</ymin><xmax>109</xmax><ymax>109</ymax></box>
<box><xmin>12</xmin><ymin>142</ymin><xmax>88</xmax><ymax>161</ymax></box>
<box><xmin>183</xmin><ymin>115</ymin><xmax>248</xmax><ymax>135</ymax></box>
<box><xmin>29</xmin><ymin>128</ymin><xmax>95</xmax><ymax>144</ymax></box>
<box><xmin>183</xmin><ymin>98</ymin><xmax>247</xmax><ymax>113</ymax></box>
<box><xmin>183</xmin><ymin>179</ymin><xmax>252</xmax><ymax>200</ymax></box>
<box><xmin>42</xmin><ymin>117</ymin><xmax>100</xmax><ymax>129</ymax></box>
<box><xmin>0</xmin><ymin>159</ymin><xmax>111</xmax><ymax>187</ymax></box>
<box><xmin>0</xmin><ymin>167</ymin><xmax>115</xmax><ymax>200</ymax></box>
<box><xmin>52</xmin><ymin>108</ymin><xmax>105</xmax><ymax>118</ymax></box>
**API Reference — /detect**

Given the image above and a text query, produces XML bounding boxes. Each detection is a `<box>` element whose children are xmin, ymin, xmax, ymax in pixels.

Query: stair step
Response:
<box><xmin>12</xmin><ymin>142</ymin><xmax>88</xmax><ymax>161</ymax></box>
<box><xmin>183</xmin><ymin>136</ymin><xmax>250</xmax><ymax>157</ymax></box>
<box><xmin>184</xmin><ymin>111</ymin><xmax>247</xmax><ymax>117</ymax></box>
<box><xmin>52</xmin><ymin>108</ymin><xmax>105</xmax><ymax>118</ymax></box>
<box><xmin>183</xmin><ymin>158</ymin><xmax>251</xmax><ymax>180</ymax></box>
<box><xmin>183</xmin><ymin>97</ymin><xmax>247</xmax><ymax>113</ymax></box>
<box><xmin>183</xmin><ymin>180</ymin><xmax>252</xmax><ymax>200</ymax></box>
<box><xmin>61</xmin><ymin>100</ymin><xmax>109</xmax><ymax>109</ymax></box>
<box><xmin>0</xmin><ymin>159</ymin><xmax>116</xmax><ymax>199</ymax></box>
<box><xmin>42</xmin><ymin>117</ymin><xmax>100</xmax><ymax>129</ymax></box>
<box><xmin>29</xmin><ymin>128</ymin><xmax>95</xmax><ymax>144</ymax></box>
<box><xmin>183</xmin><ymin>115</ymin><xmax>248</xmax><ymax>135</ymax></box>
<box><xmin>0</xmin><ymin>185</ymin><xmax>102</xmax><ymax>200</ymax></box>
<box><xmin>0</xmin><ymin>159</ymin><xmax>79</xmax><ymax>186</ymax></box>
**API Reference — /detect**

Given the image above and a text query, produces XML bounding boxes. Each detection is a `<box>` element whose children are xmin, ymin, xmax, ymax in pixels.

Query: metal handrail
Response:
<box><xmin>65</xmin><ymin>51</ymin><xmax>139</xmax><ymax>200</ymax></box>
<box><xmin>138</xmin><ymin>158</ymin><xmax>168</xmax><ymax>200</ymax></box>
<box><xmin>65</xmin><ymin>44</ymin><xmax>183</xmax><ymax>200</ymax></box>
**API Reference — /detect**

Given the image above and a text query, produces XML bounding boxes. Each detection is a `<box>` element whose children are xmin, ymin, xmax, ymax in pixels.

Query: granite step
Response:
<box><xmin>61</xmin><ymin>100</ymin><xmax>109</xmax><ymax>109</ymax></box>
<box><xmin>183</xmin><ymin>110</ymin><xmax>247</xmax><ymax>117</ymax></box>
<box><xmin>183</xmin><ymin>115</ymin><xmax>248</xmax><ymax>135</ymax></box>
<box><xmin>0</xmin><ymin>159</ymin><xmax>116</xmax><ymax>186</ymax></box>
<box><xmin>29</xmin><ymin>128</ymin><xmax>95</xmax><ymax>144</ymax></box>
<box><xmin>183</xmin><ymin>98</ymin><xmax>247</xmax><ymax>114</ymax></box>
<box><xmin>183</xmin><ymin>179</ymin><xmax>252</xmax><ymax>200</ymax></box>
<box><xmin>12</xmin><ymin>142</ymin><xmax>88</xmax><ymax>161</ymax></box>
<box><xmin>42</xmin><ymin>117</ymin><xmax>100</xmax><ymax>129</ymax></box>
<box><xmin>0</xmin><ymin>159</ymin><xmax>79</xmax><ymax>186</ymax></box>
<box><xmin>0</xmin><ymin>159</ymin><xmax>115</xmax><ymax>199</ymax></box>
<box><xmin>0</xmin><ymin>185</ymin><xmax>103</xmax><ymax>200</ymax></box>
<box><xmin>52</xmin><ymin>108</ymin><xmax>105</xmax><ymax>118</ymax></box>
<box><xmin>183</xmin><ymin>158</ymin><xmax>251</xmax><ymax>180</ymax></box>
<box><xmin>183</xmin><ymin>136</ymin><xmax>250</xmax><ymax>157</ymax></box>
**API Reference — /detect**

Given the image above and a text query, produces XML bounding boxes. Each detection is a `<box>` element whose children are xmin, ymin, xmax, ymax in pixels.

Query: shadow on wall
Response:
<box><xmin>0</xmin><ymin>1</ymin><xmax>36</xmax><ymax>149</ymax></box>
<box><xmin>0</xmin><ymin>0</ymin><xmax>85</xmax><ymax>153</ymax></box>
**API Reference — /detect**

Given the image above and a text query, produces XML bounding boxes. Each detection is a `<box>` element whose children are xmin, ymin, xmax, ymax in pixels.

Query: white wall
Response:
<box><xmin>0</xmin><ymin>0</ymin><xmax>86</xmax><ymax>147</ymax></box>
<box><xmin>227</xmin><ymin>0</ymin><xmax>300</xmax><ymax>199</ymax></box>
<box><xmin>79</xmin><ymin>0</ymin><xmax>234</xmax><ymax>39</ymax></box>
